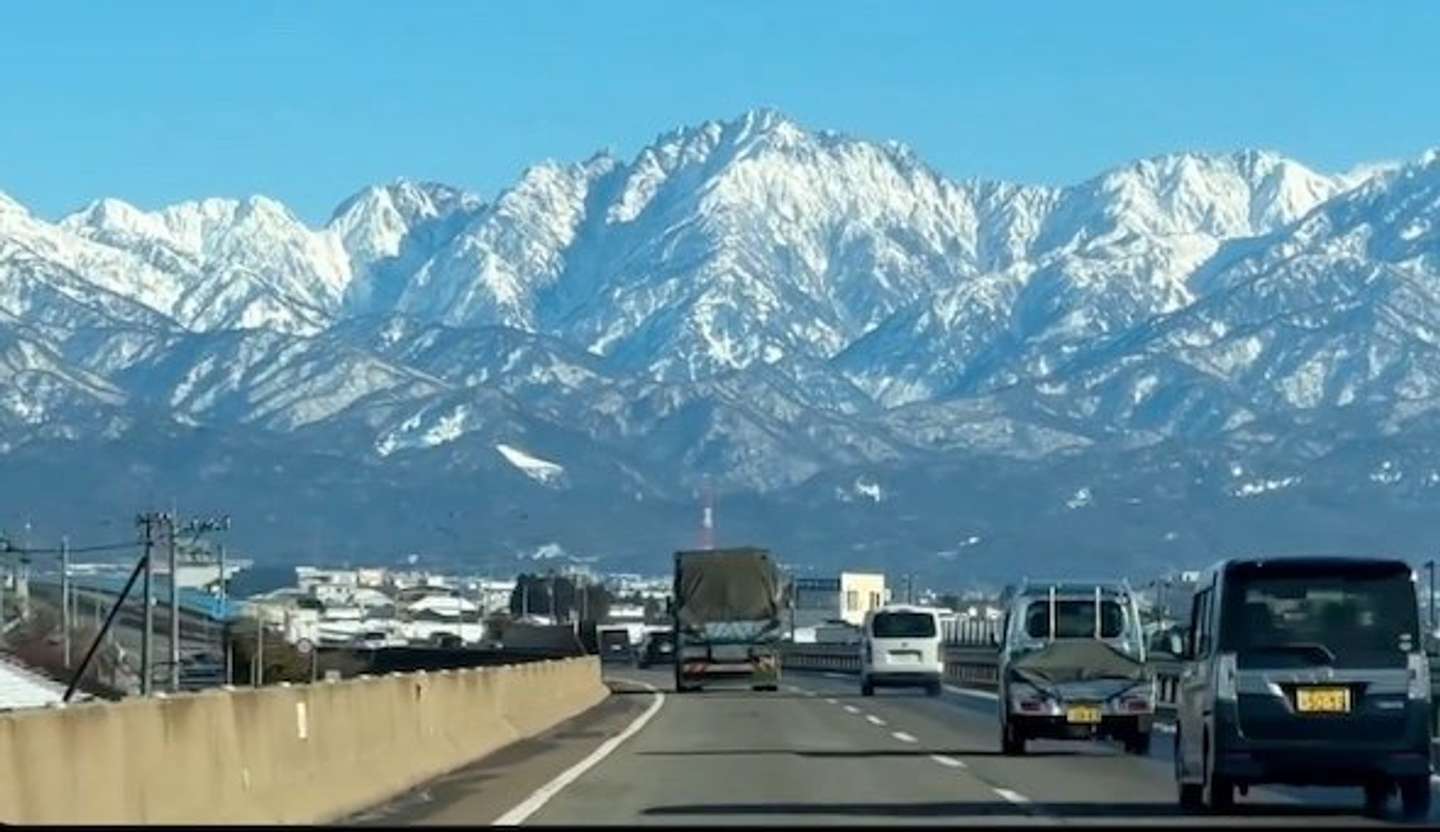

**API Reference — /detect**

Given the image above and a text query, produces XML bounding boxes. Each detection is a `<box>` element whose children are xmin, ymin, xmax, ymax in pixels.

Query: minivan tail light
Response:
<box><xmin>1215</xmin><ymin>652</ymin><xmax>1238</xmax><ymax>702</ymax></box>
<box><xmin>1408</xmin><ymin>652</ymin><xmax>1430</xmax><ymax>701</ymax></box>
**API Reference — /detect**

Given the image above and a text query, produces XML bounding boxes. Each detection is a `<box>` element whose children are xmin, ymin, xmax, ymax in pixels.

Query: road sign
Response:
<box><xmin>295</xmin><ymin>638</ymin><xmax>313</xmax><ymax>656</ymax></box>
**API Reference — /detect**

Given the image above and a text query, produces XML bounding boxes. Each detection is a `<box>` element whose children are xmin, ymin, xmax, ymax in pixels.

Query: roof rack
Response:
<box><xmin>1013</xmin><ymin>578</ymin><xmax>1133</xmax><ymax>596</ymax></box>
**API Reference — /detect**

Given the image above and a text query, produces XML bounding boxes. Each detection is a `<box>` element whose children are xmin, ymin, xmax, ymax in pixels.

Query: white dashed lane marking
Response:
<box><xmin>865</xmin><ymin>714</ymin><xmax>887</xmax><ymax>726</ymax></box>
<box><xmin>843</xmin><ymin>705</ymin><xmax>861</xmax><ymax>714</ymax></box>
<box><xmin>824</xmin><ymin>698</ymin><xmax>838</xmax><ymax>705</ymax></box>
<box><xmin>929</xmin><ymin>754</ymin><xmax>965</xmax><ymax>768</ymax></box>
<box><xmin>891</xmin><ymin>731</ymin><xmax>917</xmax><ymax>743</ymax></box>
<box><xmin>993</xmin><ymin>788</ymin><xmax>1031</xmax><ymax>804</ymax></box>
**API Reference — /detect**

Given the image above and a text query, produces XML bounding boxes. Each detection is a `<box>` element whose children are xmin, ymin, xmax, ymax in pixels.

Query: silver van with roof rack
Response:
<box><xmin>1173</xmin><ymin>556</ymin><xmax>1433</xmax><ymax>817</ymax></box>
<box><xmin>997</xmin><ymin>579</ymin><xmax>1155</xmax><ymax>755</ymax></box>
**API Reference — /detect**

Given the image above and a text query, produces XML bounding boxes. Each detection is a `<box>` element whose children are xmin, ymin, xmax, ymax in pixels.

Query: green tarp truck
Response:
<box><xmin>672</xmin><ymin>547</ymin><xmax>787</xmax><ymax>692</ymax></box>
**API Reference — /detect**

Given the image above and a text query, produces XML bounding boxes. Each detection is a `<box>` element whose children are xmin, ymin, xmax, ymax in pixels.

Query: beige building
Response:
<box><xmin>839</xmin><ymin>572</ymin><xmax>889</xmax><ymax>626</ymax></box>
<box><xmin>794</xmin><ymin>571</ymin><xmax>890</xmax><ymax>629</ymax></box>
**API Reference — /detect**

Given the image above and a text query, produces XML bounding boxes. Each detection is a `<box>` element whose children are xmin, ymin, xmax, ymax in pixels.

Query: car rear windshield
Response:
<box><xmin>1024</xmin><ymin>600</ymin><xmax>1125</xmax><ymax>639</ymax></box>
<box><xmin>871</xmin><ymin>612</ymin><xmax>936</xmax><ymax>638</ymax></box>
<box><xmin>1220</xmin><ymin>561</ymin><xmax>1419</xmax><ymax>668</ymax></box>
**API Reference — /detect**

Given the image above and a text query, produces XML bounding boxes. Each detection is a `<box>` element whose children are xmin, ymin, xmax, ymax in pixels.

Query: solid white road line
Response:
<box><xmin>929</xmin><ymin>754</ymin><xmax>966</xmax><ymax>768</ymax></box>
<box><xmin>944</xmin><ymin>684</ymin><xmax>998</xmax><ymax>701</ymax></box>
<box><xmin>891</xmin><ymin>731</ymin><xmax>918</xmax><ymax>743</ymax></box>
<box><xmin>493</xmin><ymin>680</ymin><xmax>665</xmax><ymax>826</ymax></box>
<box><xmin>993</xmin><ymin>788</ymin><xmax>1031</xmax><ymax>804</ymax></box>
<box><xmin>865</xmin><ymin>714</ymin><xmax>887</xmax><ymax>726</ymax></box>
<box><xmin>843</xmin><ymin>704</ymin><xmax>861</xmax><ymax>714</ymax></box>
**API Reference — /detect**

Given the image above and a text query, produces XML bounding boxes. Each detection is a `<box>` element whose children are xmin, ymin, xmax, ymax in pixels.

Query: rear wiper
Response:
<box><xmin>1245</xmin><ymin>642</ymin><xmax>1336</xmax><ymax>665</ymax></box>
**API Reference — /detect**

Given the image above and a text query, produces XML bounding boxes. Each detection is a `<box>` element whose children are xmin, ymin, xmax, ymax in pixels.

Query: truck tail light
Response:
<box><xmin>1408</xmin><ymin>652</ymin><xmax>1430</xmax><ymax>701</ymax></box>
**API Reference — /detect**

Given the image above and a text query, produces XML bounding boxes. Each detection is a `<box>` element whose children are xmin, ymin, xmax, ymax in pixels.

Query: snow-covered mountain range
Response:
<box><xmin>3</xmin><ymin>109</ymin><xmax>1439</xmax><ymax>579</ymax></box>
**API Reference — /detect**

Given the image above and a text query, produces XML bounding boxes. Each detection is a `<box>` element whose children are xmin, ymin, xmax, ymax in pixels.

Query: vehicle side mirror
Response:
<box><xmin>1424</xmin><ymin>632</ymin><xmax>1440</xmax><ymax>659</ymax></box>
<box><xmin>1148</xmin><ymin>629</ymin><xmax>1186</xmax><ymax>660</ymax></box>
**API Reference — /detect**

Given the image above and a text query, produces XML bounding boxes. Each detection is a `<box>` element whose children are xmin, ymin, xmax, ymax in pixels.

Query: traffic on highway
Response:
<box><xmin>4</xmin><ymin>6</ymin><xmax>1436</xmax><ymax>827</ymax></box>
<box><xmin>351</xmin><ymin>551</ymin><xmax>1439</xmax><ymax>826</ymax></box>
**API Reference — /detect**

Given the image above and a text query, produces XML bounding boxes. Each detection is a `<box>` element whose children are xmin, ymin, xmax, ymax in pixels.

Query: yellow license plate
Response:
<box><xmin>1066</xmin><ymin>705</ymin><xmax>1102</xmax><ymax>724</ymax></box>
<box><xmin>1296</xmin><ymin>687</ymin><xmax>1351</xmax><ymax>714</ymax></box>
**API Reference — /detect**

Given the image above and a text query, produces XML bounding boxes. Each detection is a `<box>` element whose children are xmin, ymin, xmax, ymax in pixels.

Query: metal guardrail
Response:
<box><xmin>782</xmin><ymin>643</ymin><xmax>1000</xmax><ymax>691</ymax></box>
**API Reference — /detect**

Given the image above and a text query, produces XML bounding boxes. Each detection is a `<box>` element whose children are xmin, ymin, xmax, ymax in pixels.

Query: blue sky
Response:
<box><xmin>3</xmin><ymin>1</ymin><xmax>1437</xmax><ymax>223</ymax></box>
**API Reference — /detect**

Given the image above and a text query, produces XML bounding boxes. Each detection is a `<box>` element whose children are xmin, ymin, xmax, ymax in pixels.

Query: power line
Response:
<box><xmin>0</xmin><ymin>540</ymin><xmax>136</xmax><ymax>555</ymax></box>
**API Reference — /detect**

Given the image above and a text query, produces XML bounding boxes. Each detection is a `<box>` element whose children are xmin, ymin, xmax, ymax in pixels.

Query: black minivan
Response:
<box><xmin>1174</xmin><ymin>557</ymin><xmax>1433</xmax><ymax>817</ymax></box>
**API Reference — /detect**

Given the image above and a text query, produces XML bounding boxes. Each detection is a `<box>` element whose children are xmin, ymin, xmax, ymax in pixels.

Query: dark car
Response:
<box><xmin>1174</xmin><ymin>557</ymin><xmax>1432</xmax><ymax>817</ymax></box>
<box><xmin>635</xmin><ymin>630</ymin><xmax>675</xmax><ymax>669</ymax></box>
<box><xmin>598</xmin><ymin>628</ymin><xmax>633</xmax><ymax>662</ymax></box>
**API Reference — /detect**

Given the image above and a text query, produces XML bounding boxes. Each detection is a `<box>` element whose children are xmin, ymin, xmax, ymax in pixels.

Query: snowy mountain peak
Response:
<box><xmin>0</xmin><ymin>191</ymin><xmax>25</xmax><ymax>216</ymax></box>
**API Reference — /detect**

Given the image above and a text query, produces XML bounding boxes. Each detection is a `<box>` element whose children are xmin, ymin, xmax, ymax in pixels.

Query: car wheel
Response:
<box><xmin>1176</xmin><ymin>728</ymin><xmax>1203</xmax><ymax>812</ymax></box>
<box><xmin>1124</xmin><ymin>730</ymin><xmax>1152</xmax><ymax>755</ymax></box>
<box><xmin>1203</xmin><ymin>736</ymin><xmax>1234</xmax><ymax>813</ymax></box>
<box><xmin>1400</xmin><ymin>775</ymin><xmax>1432</xmax><ymax>819</ymax></box>
<box><xmin>1001</xmin><ymin>719</ymin><xmax>1025</xmax><ymax>756</ymax></box>
<box><xmin>1206</xmin><ymin>773</ymin><xmax>1234</xmax><ymax>813</ymax></box>
<box><xmin>925</xmin><ymin>681</ymin><xmax>942</xmax><ymax>697</ymax></box>
<box><xmin>861</xmin><ymin>681</ymin><xmax>875</xmax><ymax>697</ymax></box>
<box><xmin>1363</xmin><ymin>779</ymin><xmax>1391</xmax><ymax>816</ymax></box>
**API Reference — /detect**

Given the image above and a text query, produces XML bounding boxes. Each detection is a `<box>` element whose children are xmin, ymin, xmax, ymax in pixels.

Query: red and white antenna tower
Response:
<box><xmin>698</xmin><ymin>477</ymin><xmax>715</xmax><ymax>550</ymax></box>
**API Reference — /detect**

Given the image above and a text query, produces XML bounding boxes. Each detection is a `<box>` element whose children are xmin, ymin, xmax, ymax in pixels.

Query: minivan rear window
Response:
<box><xmin>1220</xmin><ymin>561</ymin><xmax>1419</xmax><ymax>668</ymax></box>
<box><xmin>872</xmin><ymin>612</ymin><xmax>936</xmax><ymax>638</ymax></box>
<box><xmin>1025</xmin><ymin>600</ymin><xmax>1125</xmax><ymax>639</ymax></box>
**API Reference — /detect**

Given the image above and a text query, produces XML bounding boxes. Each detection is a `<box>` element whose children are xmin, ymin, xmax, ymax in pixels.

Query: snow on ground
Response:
<box><xmin>854</xmin><ymin>476</ymin><xmax>884</xmax><ymax>502</ymax></box>
<box><xmin>1066</xmin><ymin>487</ymin><xmax>1092</xmax><ymax>509</ymax></box>
<box><xmin>1232</xmin><ymin>476</ymin><xmax>1301</xmax><ymax>497</ymax></box>
<box><xmin>496</xmin><ymin>443</ymin><xmax>566</xmax><ymax>485</ymax></box>
<box><xmin>1370</xmin><ymin>460</ymin><xmax>1403</xmax><ymax>485</ymax></box>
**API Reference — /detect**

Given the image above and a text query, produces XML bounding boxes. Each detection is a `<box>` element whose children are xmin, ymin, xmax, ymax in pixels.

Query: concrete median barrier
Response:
<box><xmin>0</xmin><ymin>656</ymin><xmax>608</xmax><ymax>824</ymax></box>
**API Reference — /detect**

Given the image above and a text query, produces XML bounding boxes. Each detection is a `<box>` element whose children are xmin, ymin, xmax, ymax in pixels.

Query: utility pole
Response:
<box><xmin>60</xmin><ymin>535</ymin><xmax>71</xmax><ymax>668</ymax></box>
<box><xmin>168</xmin><ymin>513</ymin><xmax>180</xmax><ymax>693</ymax></box>
<box><xmin>219</xmin><ymin>544</ymin><xmax>231</xmax><ymax>685</ymax></box>
<box><xmin>18</xmin><ymin>517</ymin><xmax>31</xmax><ymax>621</ymax></box>
<box><xmin>138</xmin><ymin>513</ymin><xmax>157</xmax><ymax>696</ymax></box>
<box><xmin>1427</xmin><ymin>559</ymin><xmax>1436</xmax><ymax>635</ymax></box>
<box><xmin>254</xmin><ymin>614</ymin><xmax>264</xmax><ymax>688</ymax></box>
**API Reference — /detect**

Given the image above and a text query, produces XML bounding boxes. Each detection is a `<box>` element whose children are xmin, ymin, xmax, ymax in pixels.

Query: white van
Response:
<box><xmin>860</xmin><ymin>605</ymin><xmax>945</xmax><ymax>696</ymax></box>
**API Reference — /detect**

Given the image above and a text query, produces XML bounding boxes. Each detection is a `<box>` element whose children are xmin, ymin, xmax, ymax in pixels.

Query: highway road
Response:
<box><xmin>352</xmin><ymin>665</ymin><xmax>1439</xmax><ymax>826</ymax></box>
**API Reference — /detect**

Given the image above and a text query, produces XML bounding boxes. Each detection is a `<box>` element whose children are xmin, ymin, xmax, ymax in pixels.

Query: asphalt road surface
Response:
<box><xmin>352</xmin><ymin>664</ymin><xmax>1440</xmax><ymax>826</ymax></box>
